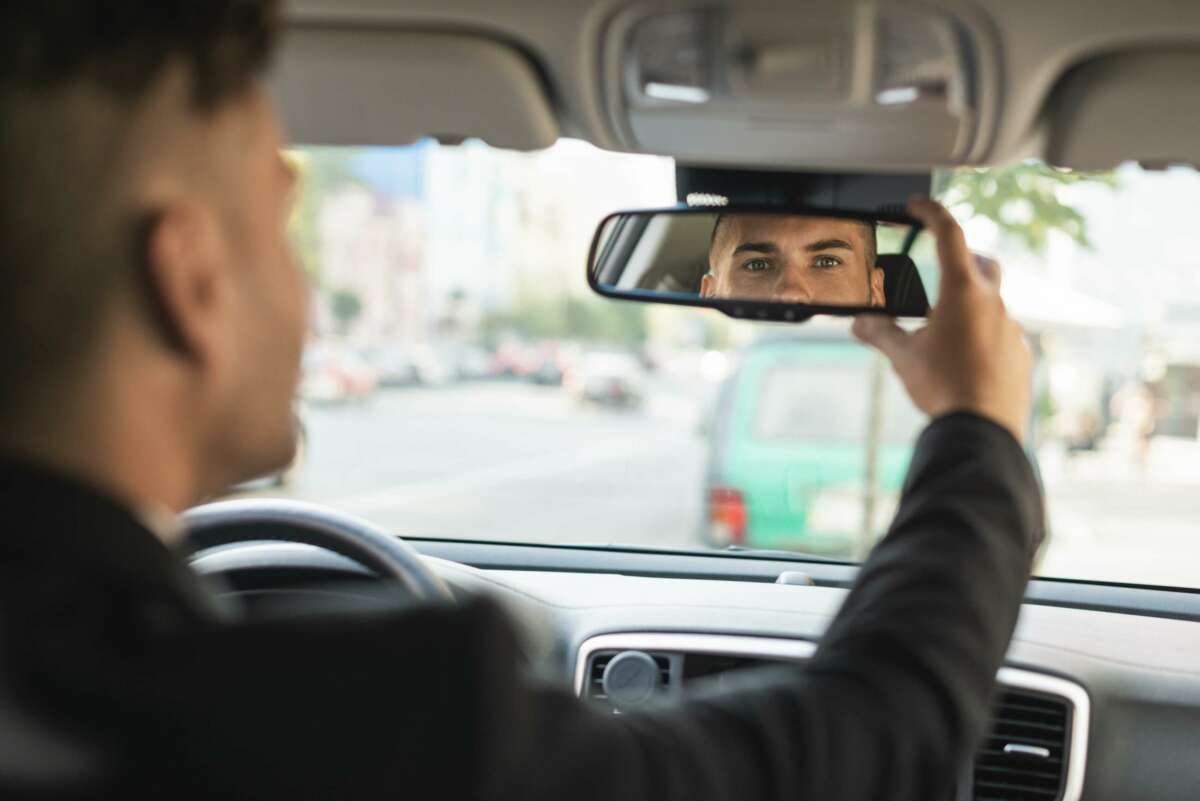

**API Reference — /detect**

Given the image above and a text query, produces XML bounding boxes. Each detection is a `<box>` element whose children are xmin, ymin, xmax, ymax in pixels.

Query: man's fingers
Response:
<box><xmin>906</xmin><ymin>196</ymin><xmax>976</xmax><ymax>291</ymax></box>
<box><xmin>852</xmin><ymin>315</ymin><xmax>911</xmax><ymax>364</ymax></box>
<box><xmin>974</xmin><ymin>253</ymin><xmax>1002</xmax><ymax>290</ymax></box>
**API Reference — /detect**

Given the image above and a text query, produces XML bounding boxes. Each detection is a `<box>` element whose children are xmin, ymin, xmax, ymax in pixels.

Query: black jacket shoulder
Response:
<box><xmin>0</xmin><ymin>413</ymin><xmax>1043</xmax><ymax>801</ymax></box>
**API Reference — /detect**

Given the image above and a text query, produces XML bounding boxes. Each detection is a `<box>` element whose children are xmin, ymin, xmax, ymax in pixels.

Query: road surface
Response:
<box><xmin>259</xmin><ymin>381</ymin><xmax>708</xmax><ymax>548</ymax></box>
<box><xmin>227</xmin><ymin>381</ymin><xmax>1200</xmax><ymax>590</ymax></box>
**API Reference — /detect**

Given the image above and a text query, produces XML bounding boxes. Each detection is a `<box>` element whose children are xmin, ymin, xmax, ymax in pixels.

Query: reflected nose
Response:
<box><xmin>772</xmin><ymin>264</ymin><xmax>812</xmax><ymax>304</ymax></box>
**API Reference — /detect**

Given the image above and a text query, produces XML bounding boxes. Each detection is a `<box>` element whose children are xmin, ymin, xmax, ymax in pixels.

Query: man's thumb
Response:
<box><xmin>852</xmin><ymin>315</ymin><xmax>911</xmax><ymax>363</ymax></box>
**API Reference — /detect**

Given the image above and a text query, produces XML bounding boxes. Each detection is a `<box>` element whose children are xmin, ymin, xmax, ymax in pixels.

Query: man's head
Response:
<box><xmin>0</xmin><ymin>1</ymin><xmax>305</xmax><ymax>505</ymax></box>
<box><xmin>701</xmin><ymin>214</ymin><xmax>885</xmax><ymax>307</ymax></box>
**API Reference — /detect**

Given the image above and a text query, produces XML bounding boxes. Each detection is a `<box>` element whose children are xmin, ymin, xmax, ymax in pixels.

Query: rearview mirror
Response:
<box><xmin>588</xmin><ymin>208</ymin><xmax>931</xmax><ymax>321</ymax></box>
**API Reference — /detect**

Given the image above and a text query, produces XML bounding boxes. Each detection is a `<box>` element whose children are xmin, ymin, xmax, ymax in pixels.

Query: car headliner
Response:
<box><xmin>276</xmin><ymin>0</ymin><xmax>1200</xmax><ymax>172</ymax></box>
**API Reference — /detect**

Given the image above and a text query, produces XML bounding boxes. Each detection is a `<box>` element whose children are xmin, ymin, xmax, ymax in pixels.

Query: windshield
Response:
<box><xmin>234</xmin><ymin>140</ymin><xmax>1200</xmax><ymax>590</ymax></box>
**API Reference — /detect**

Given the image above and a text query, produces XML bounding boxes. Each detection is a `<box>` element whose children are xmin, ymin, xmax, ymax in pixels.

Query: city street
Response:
<box><xmin>1037</xmin><ymin>438</ymin><xmax>1200</xmax><ymax>588</ymax></box>
<box><xmin>232</xmin><ymin>381</ymin><xmax>1200</xmax><ymax>590</ymax></box>
<box><xmin>259</xmin><ymin>381</ymin><xmax>709</xmax><ymax>548</ymax></box>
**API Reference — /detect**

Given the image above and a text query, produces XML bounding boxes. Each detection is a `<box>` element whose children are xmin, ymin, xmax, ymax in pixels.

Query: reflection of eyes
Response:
<box><xmin>740</xmin><ymin>258</ymin><xmax>773</xmax><ymax>273</ymax></box>
<box><xmin>812</xmin><ymin>255</ymin><xmax>843</xmax><ymax>269</ymax></box>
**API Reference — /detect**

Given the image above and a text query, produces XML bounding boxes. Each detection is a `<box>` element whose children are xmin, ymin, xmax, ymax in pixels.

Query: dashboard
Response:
<box><xmin>192</xmin><ymin>539</ymin><xmax>1200</xmax><ymax>801</ymax></box>
<box><xmin>576</xmin><ymin>633</ymin><xmax>1086</xmax><ymax>801</ymax></box>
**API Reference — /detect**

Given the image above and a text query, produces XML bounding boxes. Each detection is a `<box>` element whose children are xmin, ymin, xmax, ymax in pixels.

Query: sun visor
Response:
<box><xmin>271</xmin><ymin>28</ymin><xmax>559</xmax><ymax>150</ymax></box>
<box><xmin>600</xmin><ymin>2</ymin><xmax>996</xmax><ymax>170</ymax></box>
<box><xmin>1043</xmin><ymin>50</ymin><xmax>1200</xmax><ymax>171</ymax></box>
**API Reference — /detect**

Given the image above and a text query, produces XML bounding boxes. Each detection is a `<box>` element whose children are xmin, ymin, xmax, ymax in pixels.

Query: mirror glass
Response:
<box><xmin>589</xmin><ymin>210</ymin><xmax>933</xmax><ymax>318</ymax></box>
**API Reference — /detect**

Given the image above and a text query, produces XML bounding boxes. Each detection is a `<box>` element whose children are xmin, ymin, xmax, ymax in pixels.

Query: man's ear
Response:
<box><xmin>142</xmin><ymin>204</ymin><xmax>225</xmax><ymax>364</ymax></box>
<box><xmin>700</xmin><ymin>273</ymin><xmax>715</xmax><ymax>298</ymax></box>
<box><xmin>869</xmin><ymin>265</ymin><xmax>886</xmax><ymax>308</ymax></box>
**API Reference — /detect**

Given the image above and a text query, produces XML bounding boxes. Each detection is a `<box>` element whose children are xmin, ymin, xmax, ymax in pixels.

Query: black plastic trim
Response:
<box><xmin>674</xmin><ymin>166</ymin><xmax>931</xmax><ymax>212</ymax></box>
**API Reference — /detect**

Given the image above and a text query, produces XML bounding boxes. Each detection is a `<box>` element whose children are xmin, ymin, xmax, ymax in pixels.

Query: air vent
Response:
<box><xmin>584</xmin><ymin>650</ymin><xmax>672</xmax><ymax>707</ymax></box>
<box><xmin>575</xmin><ymin>637</ymin><xmax>1086</xmax><ymax>801</ymax></box>
<box><xmin>974</xmin><ymin>689</ymin><xmax>1070</xmax><ymax>801</ymax></box>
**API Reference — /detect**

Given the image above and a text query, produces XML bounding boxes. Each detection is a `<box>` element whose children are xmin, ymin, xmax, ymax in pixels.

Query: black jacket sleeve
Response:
<box><xmin>485</xmin><ymin>412</ymin><xmax>1045</xmax><ymax>801</ymax></box>
<box><xmin>42</xmin><ymin>413</ymin><xmax>1041</xmax><ymax>801</ymax></box>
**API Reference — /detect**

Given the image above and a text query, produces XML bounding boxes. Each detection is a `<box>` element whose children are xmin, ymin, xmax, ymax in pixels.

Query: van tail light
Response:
<box><xmin>708</xmin><ymin>487</ymin><xmax>747</xmax><ymax>546</ymax></box>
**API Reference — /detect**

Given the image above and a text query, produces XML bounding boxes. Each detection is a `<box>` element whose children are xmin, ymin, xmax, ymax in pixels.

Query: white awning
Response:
<box><xmin>1000</xmin><ymin>268</ymin><xmax>1125</xmax><ymax>332</ymax></box>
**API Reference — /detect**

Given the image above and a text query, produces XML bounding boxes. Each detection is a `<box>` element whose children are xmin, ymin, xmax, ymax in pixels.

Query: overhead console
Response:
<box><xmin>600</xmin><ymin>1</ymin><xmax>997</xmax><ymax>170</ymax></box>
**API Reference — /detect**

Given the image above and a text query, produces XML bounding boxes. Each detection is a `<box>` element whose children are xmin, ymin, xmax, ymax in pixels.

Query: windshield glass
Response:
<box><xmin>233</xmin><ymin>140</ymin><xmax>1200</xmax><ymax>590</ymax></box>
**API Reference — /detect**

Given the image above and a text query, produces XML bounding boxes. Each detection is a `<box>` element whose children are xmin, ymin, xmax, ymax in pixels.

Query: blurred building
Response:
<box><xmin>308</xmin><ymin>139</ymin><xmax>675</xmax><ymax>346</ymax></box>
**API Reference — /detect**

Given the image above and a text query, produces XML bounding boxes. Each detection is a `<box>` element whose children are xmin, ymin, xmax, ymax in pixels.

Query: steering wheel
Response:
<box><xmin>181</xmin><ymin>498</ymin><xmax>453</xmax><ymax>602</ymax></box>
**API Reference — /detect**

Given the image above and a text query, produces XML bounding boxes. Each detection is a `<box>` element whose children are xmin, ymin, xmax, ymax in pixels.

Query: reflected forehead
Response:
<box><xmin>723</xmin><ymin>215</ymin><xmax>865</xmax><ymax>249</ymax></box>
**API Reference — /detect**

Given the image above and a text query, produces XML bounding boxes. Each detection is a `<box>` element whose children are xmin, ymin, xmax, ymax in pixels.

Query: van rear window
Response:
<box><xmin>752</xmin><ymin>361</ymin><xmax>924</xmax><ymax>444</ymax></box>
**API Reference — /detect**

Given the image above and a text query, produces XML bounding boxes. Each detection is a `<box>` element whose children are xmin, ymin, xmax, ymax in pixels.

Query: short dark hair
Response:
<box><xmin>708</xmin><ymin>213</ymin><xmax>878</xmax><ymax>275</ymax></box>
<box><xmin>0</xmin><ymin>1</ymin><xmax>281</xmax><ymax>419</ymax></box>
<box><xmin>0</xmin><ymin>1</ymin><xmax>280</xmax><ymax>108</ymax></box>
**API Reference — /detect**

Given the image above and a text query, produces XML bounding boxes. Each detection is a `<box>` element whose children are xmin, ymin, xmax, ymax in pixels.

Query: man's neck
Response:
<box><xmin>0</xmin><ymin>425</ymin><xmax>197</xmax><ymax>542</ymax></box>
<box><xmin>0</xmin><ymin>362</ymin><xmax>202</xmax><ymax>538</ymax></box>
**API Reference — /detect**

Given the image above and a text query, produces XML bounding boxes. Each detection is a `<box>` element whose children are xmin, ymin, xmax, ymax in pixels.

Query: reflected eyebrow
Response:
<box><xmin>806</xmin><ymin>238</ymin><xmax>854</xmax><ymax>252</ymax></box>
<box><xmin>731</xmin><ymin>241</ymin><xmax>779</xmax><ymax>255</ymax></box>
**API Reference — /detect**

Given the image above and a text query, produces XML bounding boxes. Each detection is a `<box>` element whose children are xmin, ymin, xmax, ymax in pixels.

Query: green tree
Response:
<box><xmin>329</xmin><ymin>288</ymin><xmax>363</xmax><ymax>336</ymax></box>
<box><xmin>934</xmin><ymin>162</ymin><xmax>1117</xmax><ymax>253</ymax></box>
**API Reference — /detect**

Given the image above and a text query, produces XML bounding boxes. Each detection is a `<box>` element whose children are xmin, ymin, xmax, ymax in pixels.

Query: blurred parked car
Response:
<box><xmin>564</xmin><ymin>351</ymin><xmax>645</xmax><ymax>408</ymax></box>
<box><xmin>491</xmin><ymin>340</ymin><xmax>539</xmax><ymax>378</ymax></box>
<box><xmin>362</xmin><ymin>345</ymin><xmax>421</xmax><ymax>388</ymax></box>
<box><xmin>703</xmin><ymin>336</ymin><xmax>923</xmax><ymax>558</ymax></box>
<box><xmin>528</xmin><ymin>342</ymin><xmax>578</xmax><ymax>386</ymax></box>
<box><xmin>300</xmin><ymin>345</ymin><xmax>378</xmax><ymax>404</ymax></box>
<box><xmin>403</xmin><ymin>344</ymin><xmax>452</xmax><ymax>386</ymax></box>
<box><xmin>439</xmin><ymin>344</ymin><xmax>498</xmax><ymax>382</ymax></box>
<box><xmin>364</xmin><ymin>344</ymin><xmax>458</xmax><ymax>388</ymax></box>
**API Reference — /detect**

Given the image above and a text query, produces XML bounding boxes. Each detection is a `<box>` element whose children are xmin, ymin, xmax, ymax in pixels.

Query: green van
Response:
<box><xmin>703</xmin><ymin>334</ymin><xmax>926</xmax><ymax>559</ymax></box>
